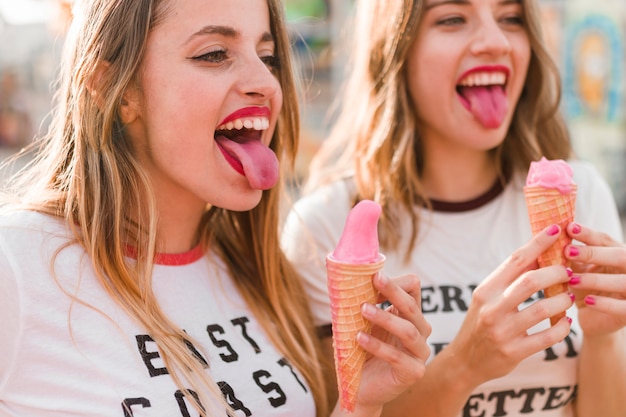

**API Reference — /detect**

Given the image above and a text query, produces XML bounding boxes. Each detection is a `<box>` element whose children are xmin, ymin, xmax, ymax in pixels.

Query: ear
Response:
<box><xmin>118</xmin><ymin>84</ymin><xmax>141</xmax><ymax>125</ymax></box>
<box><xmin>87</xmin><ymin>61</ymin><xmax>141</xmax><ymax>124</ymax></box>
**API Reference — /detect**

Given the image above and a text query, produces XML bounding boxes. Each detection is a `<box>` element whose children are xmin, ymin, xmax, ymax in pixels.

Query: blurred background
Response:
<box><xmin>0</xmin><ymin>0</ymin><xmax>625</xmax><ymax>220</ymax></box>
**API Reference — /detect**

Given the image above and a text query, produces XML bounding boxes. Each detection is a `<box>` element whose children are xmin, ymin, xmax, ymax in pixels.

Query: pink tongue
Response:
<box><xmin>460</xmin><ymin>85</ymin><xmax>508</xmax><ymax>129</ymax></box>
<box><xmin>332</xmin><ymin>200</ymin><xmax>381</xmax><ymax>263</ymax></box>
<box><xmin>217</xmin><ymin>137</ymin><xmax>279</xmax><ymax>190</ymax></box>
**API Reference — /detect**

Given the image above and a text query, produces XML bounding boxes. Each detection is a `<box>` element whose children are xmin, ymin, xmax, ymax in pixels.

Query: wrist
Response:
<box><xmin>582</xmin><ymin>328</ymin><xmax>626</xmax><ymax>350</ymax></box>
<box><xmin>431</xmin><ymin>345</ymin><xmax>482</xmax><ymax>400</ymax></box>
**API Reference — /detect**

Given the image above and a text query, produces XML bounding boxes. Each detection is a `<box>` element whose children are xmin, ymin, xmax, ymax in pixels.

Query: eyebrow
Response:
<box><xmin>425</xmin><ymin>0</ymin><xmax>520</xmax><ymax>10</ymax></box>
<box><xmin>183</xmin><ymin>25</ymin><xmax>274</xmax><ymax>46</ymax></box>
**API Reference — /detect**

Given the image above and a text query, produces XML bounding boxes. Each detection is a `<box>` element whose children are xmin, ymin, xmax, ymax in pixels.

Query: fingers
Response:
<box><xmin>357</xmin><ymin>306</ymin><xmax>428</xmax><ymax>381</ymax></box>
<box><xmin>565</xmin><ymin>222</ymin><xmax>626</xmax><ymax>269</ymax></box>
<box><xmin>502</xmin><ymin>265</ymin><xmax>571</xmax><ymax>310</ymax></box>
<box><xmin>580</xmin><ymin>294</ymin><xmax>626</xmax><ymax>318</ymax></box>
<box><xmin>484</xmin><ymin>224</ymin><xmax>563</xmax><ymax>290</ymax></box>
<box><xmin>515</xmin><ymin>290</ymin><xmax>574</xmax><ymax>331</ymax></box>
<box><xmin>568</xmin><ymin>272</ymin><xmax>626</xmax><ymax>294</ymax></box>
<box><xmin>515</xmin><ymin>315</ymin><xmax>572</xmax><ymax>353</ymax></box>
<box><xmin>373</xmin><ymin>273</ymin><xmax>432</xmax><ymax>340</ymax></box>
<box><xmin>567</xmin><ymin>222</ymin><xmax>621</xmax><ymax>248</ymax></box>
<box><xmin>365</xmin><ymin>273</ymin><xmax>431</xmax><ymax>362</ymax></box>
<box><xmin>565</xmin><ymin>242</ymin><xmax>626</xmax><ymax>271</ymax></box>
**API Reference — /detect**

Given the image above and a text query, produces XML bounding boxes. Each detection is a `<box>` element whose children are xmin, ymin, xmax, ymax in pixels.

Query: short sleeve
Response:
<box><xmin>571</xmin><ymin>160</ymin><xmax>623</xmax><ymax>242</ymax></box>
<box><xmin>281</xmin><ymin>182</ymin><xmax>355</xmax><ymax>327</ymax></box>
<box><xmin>0</xmin><ymin>237</ymin><xmax>21</xmax><ymax>387</ymax></box>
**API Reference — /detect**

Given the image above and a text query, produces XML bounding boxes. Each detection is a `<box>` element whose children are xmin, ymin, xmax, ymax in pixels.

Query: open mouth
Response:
<box><xmin>456</xmin><ymin>70</ymin><xmax>509</xmax><ymax>129</ymax></box>
<box><xmin>215</xmin><ymin>117</ymin><xmax>268</xmax><ymax>175</ymax></box>
<box><xmin>214</xmin><ymin>116</ymin><xmax>279</xmax><ymax>190</ymax></box>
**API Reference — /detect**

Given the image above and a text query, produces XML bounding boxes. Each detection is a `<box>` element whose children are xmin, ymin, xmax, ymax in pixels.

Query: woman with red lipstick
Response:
<box><xmin>0</xmin><ymin>0</ymin><xmax>431</xmax><ymax>416</ymax></box>
<box><xmin>283</xmin><ymin>0</ymin><xmax>626</xmax><ymax>416</ymax></box>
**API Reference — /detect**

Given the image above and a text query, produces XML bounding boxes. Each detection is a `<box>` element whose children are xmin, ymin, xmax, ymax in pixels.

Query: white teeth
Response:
<box><xmin>458</xmin><ymin>71</ymin><xmax>506</xmax><ymax>87</ymax></box>
<box><xmin>217</xmin><ymin>117</ymin><xmax>269</xmax><ymax>131</ymax></box>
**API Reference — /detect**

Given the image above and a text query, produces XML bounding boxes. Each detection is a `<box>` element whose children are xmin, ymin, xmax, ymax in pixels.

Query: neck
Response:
<box><xmin>421</xmin><ymin>149</ymin><xmax>498</xmax><ymax>202</ymax></box>
<box><xmin>154</xmin><ymin>188</ymin><xmax>206</xmax><ymax>255</ymax></box>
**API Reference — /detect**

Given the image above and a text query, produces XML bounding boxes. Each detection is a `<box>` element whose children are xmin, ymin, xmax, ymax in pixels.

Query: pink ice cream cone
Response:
<box><xmin>524</xmin><ymin>157</ymin><xmax>577</xmax><ymax>326</ymax></box>
<box><xmin>326</xmin><ymin>200</ymin><xmax>384</xmax><ymax>412</ymax></box>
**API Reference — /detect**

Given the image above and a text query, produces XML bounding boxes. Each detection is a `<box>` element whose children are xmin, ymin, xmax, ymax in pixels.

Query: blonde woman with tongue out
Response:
<box><xmin>0</xmin><ymin>1</ymin><xmax>430</xmax><ymax>417</ymax></box>
<box><xmin>283</xmin><ymin>0</ymin><xmax>626</xmax><ymax>416</ymax></box>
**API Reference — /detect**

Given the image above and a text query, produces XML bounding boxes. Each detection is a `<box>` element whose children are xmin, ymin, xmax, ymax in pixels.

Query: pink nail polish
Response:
<box><xmin>569</xmin><ymin>276</ymin><xmax>581</xmax><ymax>285</ymax></box>
<box><xmin>571</xmin><ymin>223</ymin><xmax>582</xmax><ymax>234</ymax></box>
<box><xmin>568</xmin><ymin>246</ymin><xmax>579</xmax><ymax>257</ymax></box>
<box><xmin>565</xmin><ymin>267</ymin><xmax>573</xmax><ymax>277</ymax></box>
<box><xmin>569</xmin><ymin>293</ymin><xmax>575</xmax><ymax>302</ymax></box>
<box><xmin>584</xmin><ymin>295</ymin><xmax>596</xmax><ymax>305</ymax></box>
<box><xmin>547</xmin><ymin>225</ymin><xmax>560</xmax><ymax>236</ymax></box>
<box><xmin>567</xmin><ymin>317</ymin><xmax>572</xmax><ymax>324</ymax></box>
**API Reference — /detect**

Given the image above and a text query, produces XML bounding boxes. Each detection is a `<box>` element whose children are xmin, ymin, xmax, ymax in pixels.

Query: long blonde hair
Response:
<box><xmin>305</xmin><ymin>0</ymin><xmax>573</xmax><ymax>257</ymax></box>
<box><xmin>3</xmin><ymin>0</ymin><xmax>328</xmax><ymax>415</ymax></box>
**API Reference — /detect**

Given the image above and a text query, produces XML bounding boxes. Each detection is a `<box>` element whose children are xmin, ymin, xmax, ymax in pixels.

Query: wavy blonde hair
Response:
<box><xmin>3</xmin><ymin>0</ymin><xmax>328</xmax><ymax>415</ymax></box>
<box><xmin>305</xmin><ymin>0</ymin><xmax>573</xmax><ymax>257</ymax></box>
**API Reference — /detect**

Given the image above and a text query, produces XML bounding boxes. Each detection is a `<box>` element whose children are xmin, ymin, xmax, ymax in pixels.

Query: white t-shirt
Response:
<box><xmin>282</xmin><ymin>160</ymin><xmax>623</xmax><ymax>417</ymax></box>
<box><xmin>0</xmin><ymin>210</ymin><xmax>315</xmax><ymax>417</ymax></box>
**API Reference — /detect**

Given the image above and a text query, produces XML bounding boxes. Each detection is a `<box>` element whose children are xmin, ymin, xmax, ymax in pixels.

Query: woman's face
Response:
<box><xmin>407</xmin><ymin>0</ymin><xmax>531</xmax><ymax>153</ymax></box>
<box><xmin>124</xmin><ymin>0</ymin><xmax>282</xmax><ymax>214</ymax></box>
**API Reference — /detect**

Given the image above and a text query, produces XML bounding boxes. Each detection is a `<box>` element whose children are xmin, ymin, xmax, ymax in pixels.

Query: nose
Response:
<box><xmin>239</xmin><ymin>55</ymin><xmax>280</xmax><ymax>100</ymax></box>
<box><xmin>469</xmin><ymin>15</ymin><xmax>512</xmax><ymax>56</ymax></box>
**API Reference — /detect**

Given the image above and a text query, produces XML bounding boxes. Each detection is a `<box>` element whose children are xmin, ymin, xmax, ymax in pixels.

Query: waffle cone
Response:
<box><xmin>524</xmin><ymin>185</ymin><xmax>577</xmax><ymax>326</ymax></box>
<box><xmin>326</xmin><ymin>254</ymin><xmax>385</xmax><ymax>412</ymax></box>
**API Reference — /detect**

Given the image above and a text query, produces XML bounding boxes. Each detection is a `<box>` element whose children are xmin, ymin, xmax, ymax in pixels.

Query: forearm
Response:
<box><xmin>382</xmin><ymin>347</ymin><xmax>477</xmax><ymax>417</ymax></box>
<box><xmin>576</xmin><ymin>329</ymin><xmax>626</xmax><ymax>417</ymax></box>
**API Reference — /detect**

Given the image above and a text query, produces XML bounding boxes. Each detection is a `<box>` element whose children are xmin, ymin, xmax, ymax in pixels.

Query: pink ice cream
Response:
<box><xmin>526</xmin><ymin>157</ymin><xmax>575</xmax><ymax>194</ymax></box>
<box><xmin>331</xmin><ymin>200</ymin><xmax>382</xmax><ymax>263</ymax></box>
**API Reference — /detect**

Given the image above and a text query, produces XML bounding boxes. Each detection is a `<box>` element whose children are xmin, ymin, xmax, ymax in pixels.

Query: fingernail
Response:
<box><xmin>569</xmin><ymin>293</ymin><xmax>576</xmax><ymax>302</ymax></box>
<box><xmin>377</xmin><ymin>273</ymin><xmax>389</xmax><ymax>286</ymax></box>
<box><xmin>571</xmin><ymin>223</ymin><xmax>582</xmax><ymax>234</ymax></box>
<box><xmin>569</xmin><ymin>276</ymin><xmax>581</xmax><ymax>285</ymax></box>
<box><xmin>567</xmin><ymin>317</ymin><xmax>572</xmax><ymax>324</ymax></box>
<box><xmin>584</xmin><ymin>295</ymin><xmax>596</xmax><ymax>305</ymax></box>
<box><xmin>565</xmin><ymin>267</ymin><xmax>573</xmax><ymax>277</ymax></box>
<box><xmin>568</xmin><ymin>246</ymin><xmax>579</xmax><ymax>257</ymax></box>
<box><xmin>362</xmin><ymin>303</ymin><xmax>376</xmax><ymax>317</ymax></box>
<box><xmin>547</xmin><ymin>224</ymin><xmax>560</xmax><ymax>236</ymax></box>
<box><xmin>356</xmin><ymin>331</ymin><xmax>371</xmax><ymax>344</ymax></box>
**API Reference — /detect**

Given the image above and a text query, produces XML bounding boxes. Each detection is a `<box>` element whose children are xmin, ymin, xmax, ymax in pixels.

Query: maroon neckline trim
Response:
<box><xmin>429</xmin><ymin>179</ymin><xmax>504</xmax><ymax>213</ymax></box>
<box><xmin>125</xmin><ymin>243</ymin><xmax>205</xmax><ymax>266</ymax></box>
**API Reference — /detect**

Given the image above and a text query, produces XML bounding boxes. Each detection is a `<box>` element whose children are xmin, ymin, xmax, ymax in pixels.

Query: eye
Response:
<box><xmin>436</xmin><ymin>15</ymin><xmax>465</xmax><ymax>26</ymax></box>
<box><xmin>501</xmin><ymin>14</ymin><xmax>525</xmax><ymax>27</ymax></box>
<box><xmin>192</xmin><ymin>49</ymin><xmax>229</xmax><ymax>63</ymax></box>
<box><xmin>261</xmin><ymin>55</ymin><xmax>280</xmax><ymax>72</ymax></box>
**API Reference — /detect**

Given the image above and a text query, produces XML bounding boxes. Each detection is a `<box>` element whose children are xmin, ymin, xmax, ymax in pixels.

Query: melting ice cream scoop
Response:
<box><xmin>526</xmin><ymin>156</ymin><xmax>575</xmax><ymax>195</ymax></box>
<box><xmin>331</xmin><ymin>200</ymin><xmax>382</xmax><ymax>264</ymax></box>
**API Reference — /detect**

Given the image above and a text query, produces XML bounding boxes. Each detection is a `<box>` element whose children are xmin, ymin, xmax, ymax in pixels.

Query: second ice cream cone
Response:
<box><xmin>326</xmin><ymin>254</ymin><xmax>385</xmax><ymax>413</ymax></box>
<box><xmin>524</xmin><ymin>185</ymin><xmax>577</xmax><ymax>325</ymax></box>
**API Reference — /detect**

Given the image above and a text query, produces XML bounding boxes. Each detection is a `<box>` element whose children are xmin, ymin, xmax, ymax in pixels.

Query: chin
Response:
<box><xmin>225</xmin><ymin>191</ymin><xmax>264</xmax><ymax>212</ymax></box>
